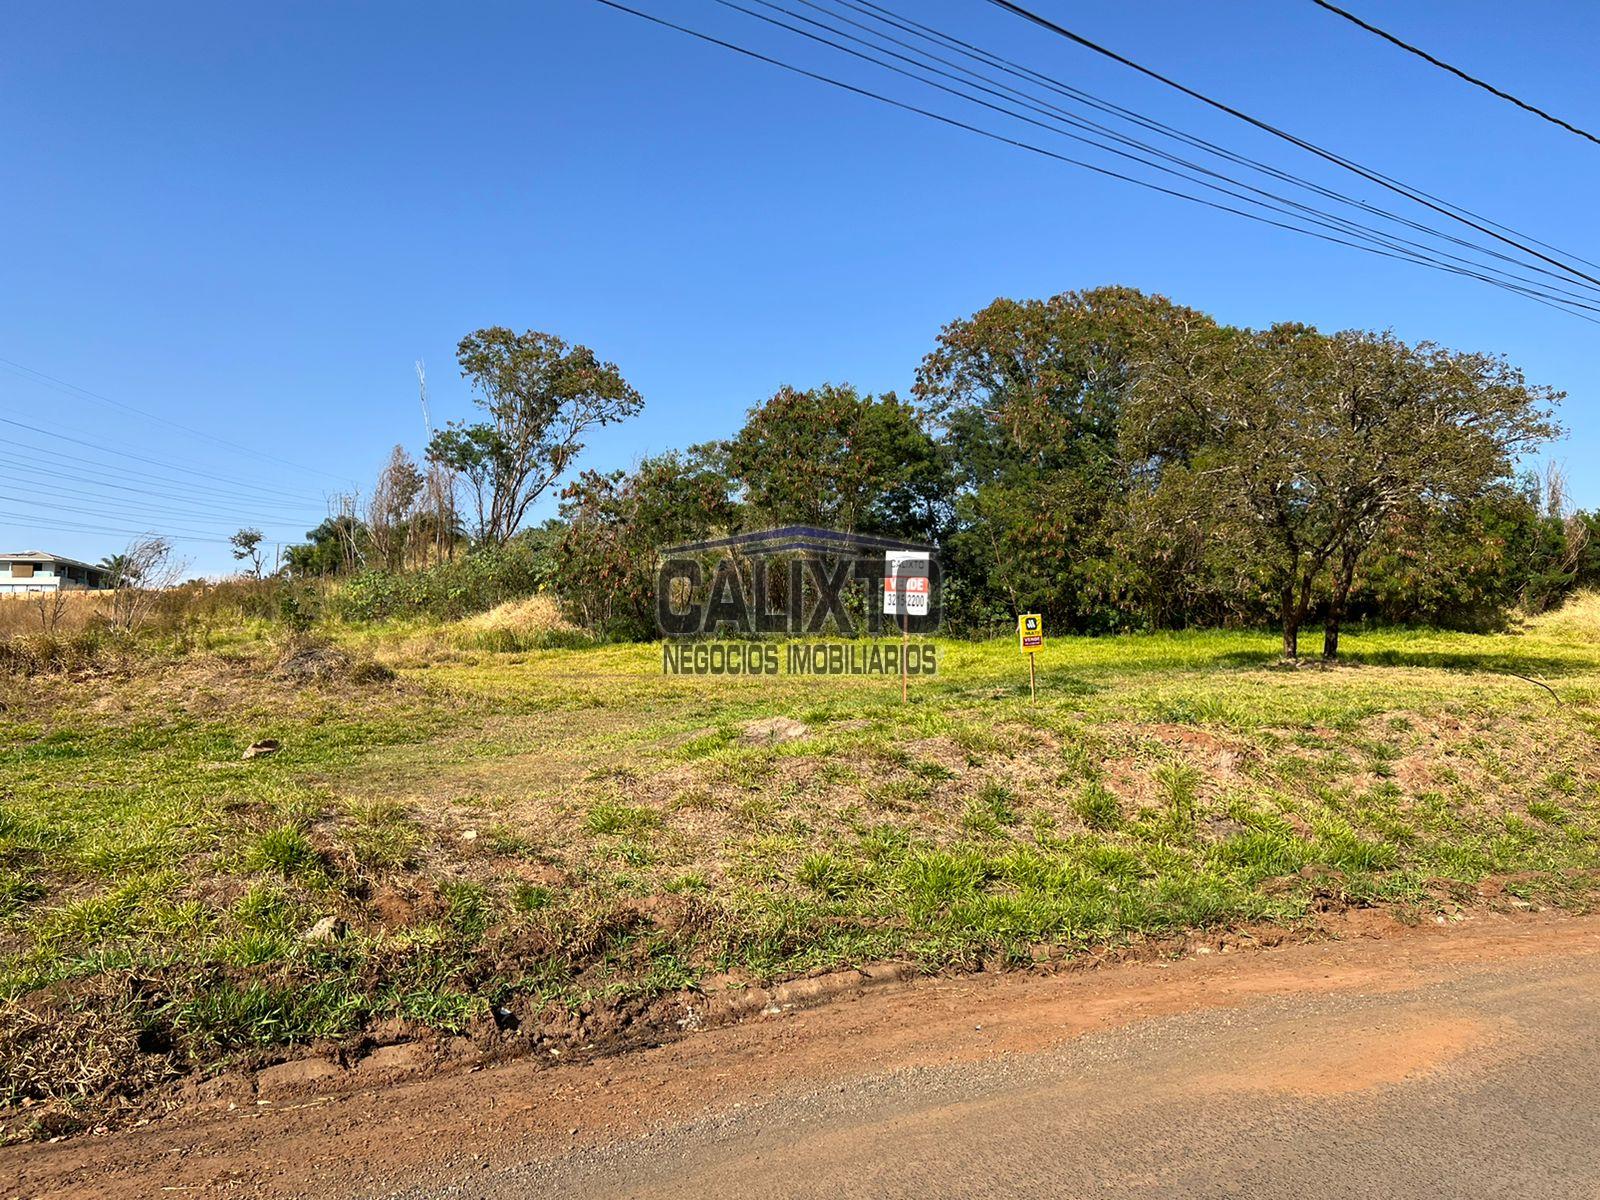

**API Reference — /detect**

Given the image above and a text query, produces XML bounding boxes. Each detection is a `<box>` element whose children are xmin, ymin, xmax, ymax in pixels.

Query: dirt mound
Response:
<box><xmin>269</xmin><ymin>638</ymin><xmax>394</xmax><ymax>685</ymax></box>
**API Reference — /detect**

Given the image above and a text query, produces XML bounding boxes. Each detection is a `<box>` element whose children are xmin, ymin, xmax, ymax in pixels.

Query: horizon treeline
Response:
<box><xmin>282</xmin><ymin>288</ymin><xmax>1598</xmax><ymax>658</ymax></box>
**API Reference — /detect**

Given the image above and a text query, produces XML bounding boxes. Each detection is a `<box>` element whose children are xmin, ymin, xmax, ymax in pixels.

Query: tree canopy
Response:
<box><xmin>283</xmin><ymin>295</ymin><xmax>1584</xmax><ymax>655</ymax></box>
<box><xmin>426</xmin><ymin>328</ymin><xmax>643</xmax><ymax>545</ymax></box>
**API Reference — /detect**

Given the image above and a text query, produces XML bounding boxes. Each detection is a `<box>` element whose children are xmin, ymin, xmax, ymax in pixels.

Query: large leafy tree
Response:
<box><xmin>427</xmin><ymin>328</ymin><xmax>643</xmax><ymax>545</ymax></box>
<box><xmin>721</xmin><ymin>383</ymin><xmax>948</xmax><ymax>540</ymax></box>
<box><xmin>914</xmin><ymin>286</ymin><xmax>1211</xmax><ymax>630</ymax></box>
<box><xmin>1125</xmin><ymin>323</ymin><xmax>1560</xmax><ymax>659</ymax></box>
<box><xmin>552</xmin><ymin>450</ymin><xmax>738</xmax><ymax>637</ymax></box>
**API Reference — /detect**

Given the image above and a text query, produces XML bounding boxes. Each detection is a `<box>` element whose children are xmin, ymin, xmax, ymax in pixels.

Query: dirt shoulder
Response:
<box><xmin>9</xmin><ymin>907</ymin><xmax>1600</xmax><ymax>1200</ymax></box>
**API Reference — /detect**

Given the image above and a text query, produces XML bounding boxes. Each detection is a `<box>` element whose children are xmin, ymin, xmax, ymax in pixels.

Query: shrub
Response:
<box><xmin>332</xmin><ymin>541</ymin><xmax>550</xmax><ymax>622</ymax></box>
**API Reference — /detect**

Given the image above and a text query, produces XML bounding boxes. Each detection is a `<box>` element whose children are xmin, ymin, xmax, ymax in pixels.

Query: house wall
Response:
<box><xmin>0</xmin><ymin>561</ymin><xmax>109</xmax><ymax>595</ymax></box>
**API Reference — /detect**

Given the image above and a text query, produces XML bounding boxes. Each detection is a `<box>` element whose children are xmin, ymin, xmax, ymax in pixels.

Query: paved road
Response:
<box><xmin>402</xmin><ymin>951</ymin><xmax>1600</xmax><ymax>1199</ymax></box>
<box><xmin>14</xmin><ymin>915</ymin><xmax>1599</xmax><ymax>1199</ymax></box>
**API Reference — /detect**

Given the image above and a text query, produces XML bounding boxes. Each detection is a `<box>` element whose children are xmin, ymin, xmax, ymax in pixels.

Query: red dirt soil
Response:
<box><xmin>8</xmin><ymin>907</ymin><xmax>1600</xmax><ymax>1199</ymax></box>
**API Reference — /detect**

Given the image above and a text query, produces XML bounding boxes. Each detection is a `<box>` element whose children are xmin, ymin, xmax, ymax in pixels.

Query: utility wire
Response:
<box><xmin>736</xmin><ymin>0</ymin><xmax>1600</xmax><ymax>313</ymax></box>
<box><xmin>0</xmin><ymin>414</ymin><xmax>332</xmax><ymax>506</ymax></box>
<box><xmin>4</xmin><ymin>438</ymin><xmax>334</xmax><ymax>515</ymax></box>
<box><xmin>851</xmin><ymin>0</ymin><xmax>1600</xmax><ymax>273</ymax></box>
<box><xmin>837</xmin><ymin>0</ymin><xmax>1600</xmax><ymax>297</ymax></box>
<box><xmin>594</xmin><ymin>0</ymin><xmax>1600</xmax><ymax>322</ymax></box>
<box><xmin>0</xmin><ymin>492</ymin><xmax>306</xmax><ymax>537</ymax></box>
<box><xmin>0</xmin><ymin>510</ymin><xmax>243</xmax><ymax>547</ymax></box>
<box><xmin>0</xmin><ymin>464</ymin><xmax>318</xmax><ymax>529</ymax></box>
<box><xmin>0</xmin><ymin>502</ymin><xmax>283</xmax><ymax>546</ymax></box>
<box><xmin>0</xmin><ymin>457</ymin><xmax>324</xmax><ymax>518</ymax></box>
<box><xmin>590</xmin><ymin>1</ymin><xmax>1502</xmax><ymax>282</ymax></box>
<box><xmin>0</xmin><ymin>358</ymin><xmax>357</xmax><ymax>487</ymax></box>
<box><xmin>1310</xmin><ymin>0</ymin><xmax>1600</xmax><ymax>148</ymax></box>
<box><xmin>984</xmin><ymin>0</ymin><xmax>1600</xmax><ymax>290</ymax></box>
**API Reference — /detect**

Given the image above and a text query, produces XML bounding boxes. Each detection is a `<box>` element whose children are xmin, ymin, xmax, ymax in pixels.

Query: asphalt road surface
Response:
<box><xmin>13</xmin><ymin>913</ymin><xmax>1600</xmax><ymax>1199</ymax></box>
<box><xmin>399</xmin><ymin>934</ymin><xmax>1600</xmax><ymax>1199</ymax></box>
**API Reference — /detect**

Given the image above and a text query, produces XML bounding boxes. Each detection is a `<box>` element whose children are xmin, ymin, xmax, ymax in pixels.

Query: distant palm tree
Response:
<box><xmin>98</xmin><ymin>553</ymin><xmax>135</xmax><ymax>586</ymax></box>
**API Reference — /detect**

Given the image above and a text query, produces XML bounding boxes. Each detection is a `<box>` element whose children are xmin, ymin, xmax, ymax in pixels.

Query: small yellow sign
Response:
<box><xmin>1018</xmin><ymin>613</ymin><xmax>1043</xmax><ymax>651</ymax></box>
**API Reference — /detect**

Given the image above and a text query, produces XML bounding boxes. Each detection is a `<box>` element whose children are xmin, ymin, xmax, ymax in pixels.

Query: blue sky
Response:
<box><xmin>3</xmin><ymin>0</ymin><xmax>1596</xmax><ymax>576</ymax></box>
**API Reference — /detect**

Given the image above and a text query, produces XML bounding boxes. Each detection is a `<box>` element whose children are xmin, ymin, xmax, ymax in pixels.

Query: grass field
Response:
<box><xmin>3</xmin><ymin>596</ymin><xmax>1599</xmax><ymax>1136</ymax></box>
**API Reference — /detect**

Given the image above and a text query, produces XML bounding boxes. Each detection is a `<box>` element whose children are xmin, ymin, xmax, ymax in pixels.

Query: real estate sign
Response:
<box><xmin>1018</xmin><ymin>613</ymin><xmax>1043</xmax><ymax>650</ymax></box>
<box><xmin>883</xmin><ymin>550</ymin><xmax>931</xmax><ymax>618</ymax></box>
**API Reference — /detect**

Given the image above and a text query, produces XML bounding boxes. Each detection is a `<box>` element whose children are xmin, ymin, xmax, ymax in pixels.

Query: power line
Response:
<box><xmin>590</xmin><ymin>2</ymin><xmax>1492</xmax><ymax>280</ymax></box>
<box><xmin>2</xmin><ymin>454</ymin><xmax>324</xmax><ymax>517</ymax></box>
<box><xmin>0</xmin><ymin>493</ymin><xmax>307</xmax><ymax>537</ymax></box>
<box><xmin>834</xmin><ymin>0</ymin><xmax>1600</xmax><ymax>300</ymax></box>
<box><xmin>1310</xmin><ymin>0</ymin><xmax>1600</xmax><ymax>148</ymax></box>
<box><xmin>4</xmin><ymin>437</ymin><xmax>334</xmax><ymax>515</ymax></box>
<box><xmin>0</xmin><ymin>414</ymin><xmax>332</xmax><ymax>506</ymax></box>
<box><xmin>0</xmin><ymin>465</ymin><xmax>318</xmax><ymax>530</ymax></box>
<box><xmin>729</xmin><ymin>0</ymin><xmax>1600</xmax><ymax>314</ymax></box>
<box><xmin>0</xmin><ymin>516</ymin><xmax>237</xmax><ymax>548</ymax></box>
<box><xmin>983</xmin><ymin>0</ymin><xmax>1600</xmax><ymax>291</ymax></box>
<box><xmin>0</xmin><ymin>504</ymin><xmax>273</xmax><ymax>547</ymax></box>
<box><xmin>0</xmin><ymin>358</ymin><xmax>358</xmax><ymax>487</ymax></box>
<box><xmin>852</xmin><ymin>0</ymin><xmax>1600</xmax><ymax>275</ymax></box>
<box><xmin>594</xmin><ymin>0</ymin><xmax>1600</xmax><ymax>322</ymax></box>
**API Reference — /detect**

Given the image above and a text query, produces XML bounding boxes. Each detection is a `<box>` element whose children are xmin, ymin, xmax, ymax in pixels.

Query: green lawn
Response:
<box><xmin>3</xmin><ymin>602</ymin><xmax>1598</xmax><ymax>1134</ymax></box>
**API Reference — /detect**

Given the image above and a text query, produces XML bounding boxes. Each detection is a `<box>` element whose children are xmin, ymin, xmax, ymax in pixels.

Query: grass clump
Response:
<box><xmin>1072</xmin><ymin>781</ymin><xmax>1122</xmax><ymax>830</ymax></box>
<box><xmin>243</xmin><ymin>824</ymin><xmax>323</xmax><ymax>878</ymax></box>
<box><xmin>583</xmin><ymin>801</ymin><xmax>664</xmax><ymax>837</ymax></box>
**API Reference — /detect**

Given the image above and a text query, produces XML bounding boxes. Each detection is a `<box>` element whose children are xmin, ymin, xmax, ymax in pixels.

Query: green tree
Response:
<box><xmin>426</xmin><ymin>328</ymin><xmax>643</xmax><ymax>545</ymax></box>
<box><xmin>284</xmin><ymin>516</ymin><xmax>368</xmax><ymax>577</ymax></box>
<box><xmin>915</xmin><ymin>286</ymin><xmax>1209</xmax><ymax>630</ymax></box>
<box><xmin>721</xmin><ymin>383</ymin><xmax>948</xmax><ymax>540</ymax></box>
<box><xmin>1126</xmin><ymin>324</ymin><xmax>1560</xmax><ymax>659</ymax></box>
<box><xmin>552</xmin><ymin>450</ymin><xmax>737</xmax><ymax>637</ymax></box>
<box><xmin>230</xmin><ymin>528</ymin><xmax>266</xmax><ymax>578</ymax></box>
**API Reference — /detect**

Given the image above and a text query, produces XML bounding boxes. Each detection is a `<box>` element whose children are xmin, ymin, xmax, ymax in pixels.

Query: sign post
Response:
<box><xmin>885</xmin><ymin>551</ymin><xmax>930</xmax><ymax>703</ymax></box>
<box><xmin>1018</xmin><ymin>613</ymin><xmax>1043</xmax><ymax>700</ymax></box>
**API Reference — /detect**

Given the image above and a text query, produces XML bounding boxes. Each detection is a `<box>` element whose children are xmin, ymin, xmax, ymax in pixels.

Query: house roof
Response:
<box><xmin>0</xmin><ymin>551</ymin><xmax>108</xmax><ymax>572</ymax></box>
<box><xmin>662</xmin><ymin>525</ymin><xmax>936</xmax><ymax>557</ymax></box>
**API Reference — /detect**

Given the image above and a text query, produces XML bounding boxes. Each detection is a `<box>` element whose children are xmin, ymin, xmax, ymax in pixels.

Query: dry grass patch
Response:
<box><xmin>446</xmin><ymin>596</ymin><xmax>588</xmax><ymax>652</ymax></box>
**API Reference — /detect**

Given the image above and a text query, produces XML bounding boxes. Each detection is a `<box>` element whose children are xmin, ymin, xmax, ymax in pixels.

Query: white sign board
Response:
<box><xmin>883</xmin><ymin>551</ymin><xmax>930</xmax><ymax>617</ymax></box>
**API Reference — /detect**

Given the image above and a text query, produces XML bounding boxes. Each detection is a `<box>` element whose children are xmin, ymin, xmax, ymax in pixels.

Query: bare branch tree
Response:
<box><xmin>33</xmin><ymin>588</ymin><xmax>67</xmax><ymax>633</ymax></box>
<box><xmin>366</xmin><ymin>446</ymin><xmax>424</xmax><ymax>570</ymax></box>
<box><xmin>108</xmin><ymin>536</ymin><xmax>186</xmax><ymax>632</ymax></box>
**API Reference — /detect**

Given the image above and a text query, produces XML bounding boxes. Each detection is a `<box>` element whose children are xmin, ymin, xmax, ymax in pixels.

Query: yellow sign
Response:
<box><xmin>1018</xmin><ymin>613</ymin><xmax>1043</xmax><ymax>651</ymax></box>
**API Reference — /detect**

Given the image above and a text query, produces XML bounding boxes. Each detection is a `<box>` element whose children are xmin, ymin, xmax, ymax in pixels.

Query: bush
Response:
<box><xmin>333</xmin><ymin>541</ymin><xmax>550</xmax><ymax>622</ymax></box>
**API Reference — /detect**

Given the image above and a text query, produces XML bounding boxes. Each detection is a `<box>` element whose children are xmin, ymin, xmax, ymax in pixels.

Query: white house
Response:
<box><xmin>0</xmin><ymin>551</ymin><xmax>114</xmax><ymax>595</ymax></box>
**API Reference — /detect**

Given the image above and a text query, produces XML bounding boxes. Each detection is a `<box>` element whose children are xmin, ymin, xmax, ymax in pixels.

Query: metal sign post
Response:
<box><xmin>885</xmin><ymin>551</ymin><xmax>930</xmax><ymax>703</ymax></box>
<box><xmin>1018</xmin><ymin>613</ymin><xmax>1043</xmax><ymax>701</ymax></box>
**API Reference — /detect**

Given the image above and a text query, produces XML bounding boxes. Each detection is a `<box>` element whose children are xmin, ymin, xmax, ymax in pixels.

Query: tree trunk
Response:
<box><xmin>1323</xmin><ymin>548</ymin><xmax>1359</xmax><ymax>662</ymax></box>
<box><xmin>1280</xmin><ymin>586</ymin><xmax>1299</xmax><ymax>660</ymax></box>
